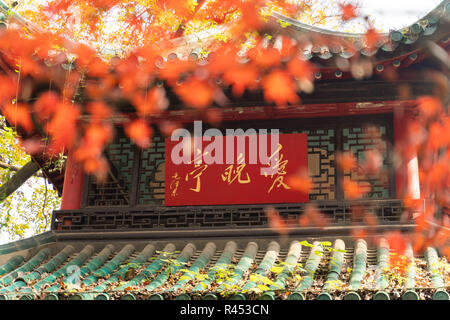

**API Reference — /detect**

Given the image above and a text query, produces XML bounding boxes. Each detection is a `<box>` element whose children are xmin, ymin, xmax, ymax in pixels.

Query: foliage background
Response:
<box><xmin>0</xmin><ymin>116</ymin><xmax>60</xmax><ymax>243</ymax></box>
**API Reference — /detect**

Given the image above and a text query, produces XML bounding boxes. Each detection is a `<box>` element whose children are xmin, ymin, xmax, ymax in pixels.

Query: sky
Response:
<box><xmin>312</xmin><ymin>0</ymin><xmax>443</xmax><ymax>32</ymax></box>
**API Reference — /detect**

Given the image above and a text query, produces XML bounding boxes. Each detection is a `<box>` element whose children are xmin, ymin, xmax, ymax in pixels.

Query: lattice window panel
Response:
<box><xmin>86</xmin><ymin>134</ymin><xmax>135</xmax><ymax>206</ymax></box>
<box><xmin>342</xmin><ymin>125</ymin><xmax>390</xmax><ymax>199</ymax></box>
<box><xmin>89</xmin><ymin>118</ymin><xmax>393</xmax><ymax>207</ymax></box>
<box><xmin>137</xmin><ymin>135</ymin><xmax>165</xmax><ymax>205</ymax></box>
<box><xmin>54</xmin><ymin>199</ymin><xmax>406</xmax><ymax>231</ymax></box>
<box><xmin>284</xmin><ymin>128</ymin><xmax>336</xmax><ymax>200</ymax></box>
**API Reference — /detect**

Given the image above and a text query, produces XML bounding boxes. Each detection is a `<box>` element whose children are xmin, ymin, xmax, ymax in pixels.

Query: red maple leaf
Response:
<box><xmin>342</xmin><ymin>179</ymin><xmax>366</xmax><ymax>200</ymax></box>
<box><xmin>125</xmin><ymin>119</ymin><xmax>153</xmax><ymax>149</ymax></box>
<box><xmin>336</xmin><ymin>152</ymin><xmax>356</xmax><ymax>171</ymax></box>
<box><xmin>364</xmin><ymin>28</ymin><xmax>382</xmax><ymax>51</ymax></box>
<box><xmin>287</xmin><ymin>169</ymin><xmax>312</xmax><ymax>194</ymax></box>
<box><xmin>34</xmin><ymin>91</ymin><xmax>60</xmax><ymax>121</ymax></box>
<box><xmin>339</xmin><ymin>3</ymin><xmax>358</xmax><ymax>21</ymax></box>
<box><xmin>0</xmin><ymin>75</ymin><xmax>18</xmax><ymax>104</ymax></box>
<box><xmin>175</xmin><ymin>78</ymin><xmax>214</xmax><ymax>109</ymax></box>
<box><xmin>76</xmin><ymin>123</ymin><xmax>113</xmax><ymax>161</ymax></box>
<box><xmin>87</xmin><ymin>101</ymin><xmax>112</xmax><ymax>123</ymax></box>
<box><xmin>132</xmin><ymin>87</ymin><xmax>168</xmax><ymax>117</ymax></box>
<box><xmin>287</xmin><ymin>57</ymin><xmax>316</xmax><ymax>86</ymax></box>
<box><xmin>205</xmin><ymin>44</ymin><xmax>239</xmax><ymax>76</ymax></box>
<box><xmin>262</xmin><ymin>70</ymin><xmax>299</xmax><ymax>107</ymax></box>
<box><xmin>248</xmin><ymin>46</ymin><xmax>281</xmax><ymax>69</ymax></box>
<box><xmin>223</xmin><ymin>64</ymin><xmax>258</xmax><ymax>97</ymax></box>
<box><xmin>47</xmin><ymin>103</ymin><xmax>80</xmax><ymax>154</ymax></box>
<box><xmin>265</xmin><ymin>207</ymin><xmax>289</xmax><ymax>235</ymax></box>
<box><xmin>417</xmin><ymin>96</ymin><xmax>442</xmax><ymax>119</ymax></box>
<box><xmin>2</xmin><ymin>103</ymin><xmax>34</xmax><ymax>132</ymax></box>
<box><xmin>386</xmin><ymin>231</ymin><xmax>407</xmax><ymax>254</ymax></box>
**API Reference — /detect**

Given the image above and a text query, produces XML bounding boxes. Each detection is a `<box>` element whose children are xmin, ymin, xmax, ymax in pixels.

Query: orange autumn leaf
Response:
<box><xmin>83</xmin><ymin>156</ymin><xmax>104</xmax><ymax>174</ymax></box>
<box><xmin>83</xmin><ymin>156</ymin><xmax>108</xmax><ymax>182</ymax></box>
<box><xmin>159</xmin><ymin>120</ymin><xmax>181</xmax><ymax>137</ymax></box>
<box><xmin>87</xmin><ymin>57</ymin><xmax>110</xmax><ymax>78</ymax></box>
<box><xmin>388</xmin><ymin>252</ymin><xmax>409</xmax><ymax>276</ymax></box>
<box><xmin>426</xmin><ymin>161</ymin><xmax>448</xmax><ymax>186</ymax></box>
<box><xmin>351</xmin><ymin>228</ymin><xmax>367</xmax><ymax>240</ymax></box>
<box><xmin>205</xmin><ymin>108</ymin><xmax>222</xmax><ymax>126</ymax></box>
<box><xmin>442</xmin><ymin>116</ymin><xmax>450</xmax><ymax>144</ymax></box>
<box><xmin>432</xmin><ymin>229</ymin><xmax>448</xmax><ymax>248</ymax></box>
<box><xmin>132</xmin><ymin>87</ymin><xmax>168</xmax><ymax>117</ymax></box>
<box><xmin>157</xmin><ymin>0</ymin><xmax>195</xmax><ymax>18</ymax></box>
<box><xmin>205</xmin><ymin>44</ymin><xmax>239</xmax><ymax>76</ymax></box>
<box><xmin>90</xmin><ymin>0</ymin><xmax>119</xmax><ymax>10</ymax></box>
<box><xmin>75</xmin><ymin>123</ymin><xmax>113</xmax><ymax>161</ymax></box>
<box><xmin>193</xmin><ymin>0</ymin><xmax>238</xmax><ymax>24</ymax></box>
<box><xmin>87</xmin><ymin>101</ymin><xmax>112</xmax><ymax>123</ymax></box>
<box><xmin>119</xmin><ymin>71</ymin><xmax>150</xmax><ymax>97</ymax></box>
<box><xmin>47</xmin><ymin>103</ymin><xmax>80</xmax><ymax>154</ymax></box>
<box><xmin>19</xmin><ymin>56</ymin><xmax>42</xmax><ymax>77</ymax></box>
<box><xmin>0</xmin><ymin>75</ymin><xmax>18</xmax><ymax>104</ymax></box>
<box><xmin>248</xmin><ymin>46</ymin><xmax>281</xmax><ymax>69</ymax></box>
<box><xmin>339</xmin><ymin>3</ymin><xmax>358</xmax><ymax>21</ymax></box>
<box><xmin>286</xmin><ymin>57</ymin><xmax>316</xmax><ymax>82</ymax></box>
<box><xmin>403</xmin><ymin>197</ymin><xmax>424</xmax><ymax>211</ymax></box>
<box><xmin>34</xmin><ymin>91</ymin><xmax>60</xmax><ymax>120</ymax></box>
<box><xmin>262</xmin><ymin>70</ymin><xmax>299</xmax><ymax>107</ymax></box>
<box><xmin>364</xmin><ymin>28</ymin><xmax>382</xmax><ymax>51</ymax></box>
<box><xmin>412</xmin><ymin>233</ymin><xmax>427</xmax><ymax>254</ymax></box>
<box><xmin>386</xmin><ymin>231</ymin><xmax>407</xmax><ymax>254</ymax></box>
<box><xmin>278</xmin><ymin>36</ymin><xmax>297</xmax><ymax>58</ymax></box>
<box><xmin>287</xmin><ymin>170</ymin><xmax>312</xmax><ymax>194</ymax></box>
<box><xmin>159</xmin><ymin>59</ymin><xmax>194</xmax><ymax>85</ymax></box>
<box><xmin>364</xmin><ymin>212</ymin><xmax>378</xmax><ymax>226</ymax></box>
<box><xmin>336</xmin><ymin>152</ymin><xmax>356</xmax><ymax>171</ymax></box>
<box><xmin>125</xmin><ymin>119</ymin><xmax>153</xmax><ymax>149</ymax></box>
<box><xmin>427</xmin><ymin>122</ymin><xmax>447</xmax><ymax>150</ymax></box>
<box><xmin>85</xmin><ymin>74</ymin><xmax>115</xmax><ymax>100</ymax></box>
<box><xmin>43</xmin><ymin>0</ymin><xmax>71</xmax><ymax>14</ymax></box>
<box><xmin>223</xmin><ymin>64</ymin><xmax>258</xmax><ymax>97</ymax></box>
<box><xmin>417</xmin><ymin>96</ymin><xmax>442</xmax><ymax>119</ymax></box>
<box><xmin>304</xmin><ymin>204</ymin><xmax>329</xmax><ymax>228</ymax></box>
<box><xmin>74</xmin><ymin>43</ymin><xmax>97</xmax><ymax>67</ymax></box>
<box><xmin>238</xmin><ymin>0</ymin><xmax>264</xmax><ymax>31</ymax></box>
<box><xmin>265</xmin><ymin>207</ymin><xmax>289</xmax><ymax>235</ymax></box>
<box><xmin>442</xmin><ymin>246</ymin><xmax>450</xmax><ymax>260</ymax></box>
<box><xmin>343</xmin><ymin>179</ymin><xmax>365</xmax><ymax>199</ymax></box>
<box><xmin>175</xmin><ymin>78</ymin><xmax>214</xmax><ymax>109</ymax></box>
<box><xmin>2</xmin><ymin>103</ymin><xmax>34</xmax><ymax>132</ymax></box>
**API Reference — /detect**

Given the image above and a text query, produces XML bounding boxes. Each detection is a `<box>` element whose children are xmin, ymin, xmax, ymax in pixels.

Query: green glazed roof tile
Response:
<box><xmin>0</xmin><ymin>238</ymin><xmax>449</xmax><ymax>300</ymax></box>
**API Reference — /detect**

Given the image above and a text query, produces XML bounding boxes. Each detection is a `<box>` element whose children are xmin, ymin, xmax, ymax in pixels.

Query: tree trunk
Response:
<box><xmin>0</xmin><ymin>160</ymin><xmax>40</xmax><ymax>202</ymax></box>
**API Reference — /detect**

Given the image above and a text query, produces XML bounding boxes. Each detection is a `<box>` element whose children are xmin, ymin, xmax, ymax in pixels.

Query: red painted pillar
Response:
<box><xmin>394</xmin><ymin>106</ymin><xmax>420</xmax><ymax>199</ymax></box>
<box><xmin>60</xmin><ymin>148</ymin><xmax>84</xmax><ymax>210</ymax></box>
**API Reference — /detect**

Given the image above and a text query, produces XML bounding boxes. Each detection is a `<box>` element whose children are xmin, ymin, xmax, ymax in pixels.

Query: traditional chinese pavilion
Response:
<box><xmin>0</xmin><ymin>0</ymin><xmax>449</xmax><ymax>301</ymax></box>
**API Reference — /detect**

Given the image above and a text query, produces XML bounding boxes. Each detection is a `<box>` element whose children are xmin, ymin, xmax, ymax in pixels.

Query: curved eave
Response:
<box><xmin>269</xmin><ymin>0</ymin><xmax>450</xmax><ymax>66</ymax></box>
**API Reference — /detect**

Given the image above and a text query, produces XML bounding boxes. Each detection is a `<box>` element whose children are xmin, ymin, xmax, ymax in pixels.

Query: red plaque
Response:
<box><xmin>165</xmin><ymin>133</ymin><xmax>308</xmax><ymax>206</ymax></box>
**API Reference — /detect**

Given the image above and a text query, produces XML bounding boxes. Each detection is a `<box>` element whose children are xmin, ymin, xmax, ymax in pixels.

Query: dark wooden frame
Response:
<box><xmin>81</xmin><ymin>113</ymin><xmax>396</xmax><ymax>208</ymax></box>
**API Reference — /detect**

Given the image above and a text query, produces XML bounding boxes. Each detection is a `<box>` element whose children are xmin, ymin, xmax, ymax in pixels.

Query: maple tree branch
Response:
<box><xmin>0</xmin><ymin>161</ymin><xmax>44</xmax><ymax>178</ymax></box>
<box><xmin>0</xmin><ymin>160</ymin><xmax>40</xmax><ymax>202</ymax></box>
